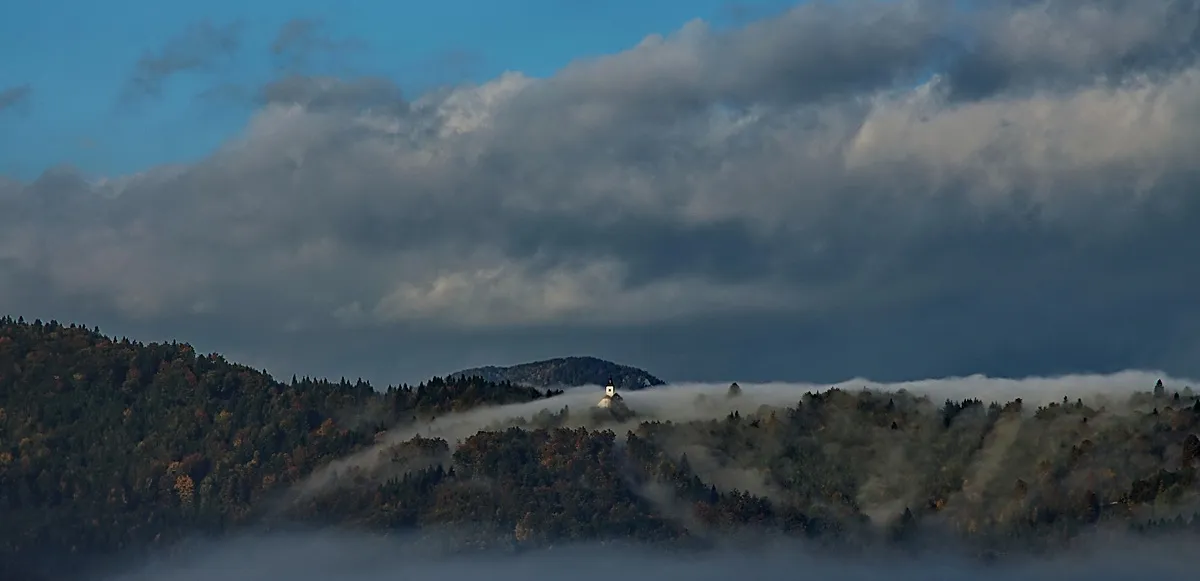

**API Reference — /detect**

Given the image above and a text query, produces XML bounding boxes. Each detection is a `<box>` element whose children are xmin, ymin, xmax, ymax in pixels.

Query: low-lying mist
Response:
<box><xmin>293</xmin><ymin>369</ymin><xmax>1195</xmax><ymax>500</ymax></box>
<box><xmin>66</xmin><ymin>370</ymin><xmax>1200</xmax><ymax>580</ymax></box>
<box><xmin>93</xmin><ymin>528</ymin><xmax>1197</xmax><ymax>581</ymax></box>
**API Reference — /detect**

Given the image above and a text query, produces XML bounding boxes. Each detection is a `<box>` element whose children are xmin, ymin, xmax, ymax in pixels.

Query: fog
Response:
<box><xmin>93</xmin><ymin>529</ymin><xmax>1197</xmax><ymax>581</ymax></box>
<box><xmin>293</xmin><ymin>369</ymin><xmax>1194</xmax><ymax>500</ymax></box>
<box><xmin>82</xmin><ymin>371</ymin><xmax>1200</xmax><ymax>579</ymax></box>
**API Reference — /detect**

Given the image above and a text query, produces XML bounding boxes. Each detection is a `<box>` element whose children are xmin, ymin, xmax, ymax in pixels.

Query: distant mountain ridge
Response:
<box><xmin>448</xmin><ymin>356</ymin><xmax>665</xmax><ymax>390</ymax></box>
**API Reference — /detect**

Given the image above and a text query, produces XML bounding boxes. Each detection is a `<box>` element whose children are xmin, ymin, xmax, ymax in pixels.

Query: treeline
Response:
<box><xmin>2</xmin><ymin>316</ymin><xmax>1200</xmax><ymax>578</ymax></box>
<box><xmin>450</xmin><ymin>355</ymin><xmax>666</xmax><ymax>391</ymax></box>
<box><xmin>0</xmin><ymin>317</ymin><xmax>557</xmax><ymax>560</ymax></box>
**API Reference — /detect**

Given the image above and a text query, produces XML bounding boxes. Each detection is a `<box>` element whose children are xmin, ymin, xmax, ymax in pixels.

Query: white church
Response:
<box><xmin>596</xmin><ymin>377</ymin><xmax>624</xmax><ymax>409</ymax></box>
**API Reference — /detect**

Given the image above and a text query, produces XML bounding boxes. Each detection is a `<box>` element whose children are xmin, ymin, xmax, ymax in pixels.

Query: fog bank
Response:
<box><xmin>94</xmin><ymin>529</ymin><xmax>1199</xmax><ymax>581</ymax></box>
<box><xmin>293</xmin><ymin>369</ymin><xmax>1194</xmax><ymax>500</ymax></box>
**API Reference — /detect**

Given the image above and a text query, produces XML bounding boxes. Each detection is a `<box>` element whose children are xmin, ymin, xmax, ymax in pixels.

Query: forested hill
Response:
<box><xmin>3</xmin><ymin>315</ymin><xmax>1200</xmax><ymax>579</ymax></box>
<box><xmin>449</xmin><ymin>355</ymin><xmax>665</xmax><ymax>390</ymax></box>
<box><xmin>0</xmin><ymin>316</ymin><xmax>560</xmax><ymax>578</ymax></box>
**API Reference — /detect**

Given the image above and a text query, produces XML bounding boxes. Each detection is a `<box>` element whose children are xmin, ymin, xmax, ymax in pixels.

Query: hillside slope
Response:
<box><xmin>3</xmin><ymin>316</ymin><xmax>1200</xmax><ymax>578</ymax></box>
<box><xmin>0</xmin><ymin>316</ymin><xmax>559</xmax><ymax>569</ymax></box>
<box><xmin>449</xmin><ymin>356</ymin><xmax>665</xmax><ymax>390</ymax></box>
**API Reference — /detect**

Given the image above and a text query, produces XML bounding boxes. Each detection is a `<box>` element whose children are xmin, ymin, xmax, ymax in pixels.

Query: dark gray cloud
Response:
<box><xmin>0</xmin><ymin>83</ymin><xmax>32</xmax><ymax>113</ymax></box>
<box><xmin>121</xmin><ymin>21</ymin><xmax>242</xmax><ymax>102</ymax></box>
<box><xmin>4</xmin><ymin>0</ymin><xmax>1200</xmax><ymax>386</ymax></box>
<box><xmin>943</xmin><ymin>0</ymin><xmax>1200</xmax><ymax>99</ymax></box>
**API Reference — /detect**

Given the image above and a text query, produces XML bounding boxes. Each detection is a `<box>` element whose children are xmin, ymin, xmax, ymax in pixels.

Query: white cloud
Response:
<box><xmin>360</xmin><ymin>257</ymin><xmax>802</xmax><ymax>328</ymax></box>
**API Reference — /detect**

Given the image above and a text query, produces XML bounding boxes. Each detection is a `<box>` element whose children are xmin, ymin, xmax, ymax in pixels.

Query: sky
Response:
<box><xmin>2</xmin><ymin>0</ymin><xmax>1200</xmax><ymax>387</ymax></box>
<box><xmin>0</xmin><ymin>0</ymin><xmax>790</xmax><ymax>178</ymax></box>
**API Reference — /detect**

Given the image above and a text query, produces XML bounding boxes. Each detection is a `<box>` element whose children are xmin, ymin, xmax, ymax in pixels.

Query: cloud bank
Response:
<box><xmin>93</xmin><ymin>529</ymin><xmax>1200</xmax><ymax>581</ymax></box>
<box><xmin>4</xmin><ymin>0</ymin><xmax>1200</xmax><ymax>383</ymax></box>
<box><xmin>290</xmin><ymin>370</ymin><xmax>1195</xmax><ymax>502</ymax></box>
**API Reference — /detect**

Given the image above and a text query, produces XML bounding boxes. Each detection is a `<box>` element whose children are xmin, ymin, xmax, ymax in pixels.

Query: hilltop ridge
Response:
<box><xmin>448</xmin><ymin>355</ymin><xmax>665</xmax><ymax>391</ymax></box>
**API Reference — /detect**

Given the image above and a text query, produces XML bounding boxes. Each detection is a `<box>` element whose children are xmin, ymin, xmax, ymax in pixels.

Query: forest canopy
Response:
<box><xmin>1</xmin><ymin>316</ymin><xmax>1199</xmax><ymax>579</ymax></box>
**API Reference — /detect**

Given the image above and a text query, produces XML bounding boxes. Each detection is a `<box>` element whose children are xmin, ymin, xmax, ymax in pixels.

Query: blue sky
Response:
<box><xmin>0</xmin><ymin>0</ymin><xmax>793</xmax><ymax>180</ymax></box>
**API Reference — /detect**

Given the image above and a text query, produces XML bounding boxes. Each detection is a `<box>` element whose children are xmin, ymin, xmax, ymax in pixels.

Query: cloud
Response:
<box><xmin>270</xmin><ymin>18</ymin><xmax>365</xmax><ymax>72</ymax></box>
<box><xmin>0</xmin><ymin>83</ymin><xmax>32</xmax><ymax>113</ymax></box>
<box><xmin>257</xmin><ymin>75</ymin><xmax>406</xmax><ymax>115</ymax></box>
<box><xmin>120</xmin><ymin>21</ymin><xmax>242</xmax><ymax>102</ymax></box>
<box><xmin>92</xmin><ymin>529</ymin><xmax>1200</xmax><ymax>581</ymax></box>
<box><xmin>291</xmin><ymin>370</ymin><xmax>1194</xmax><ymax>500</ymax></box>
<box><xmin>4</xmin><ymin>0</ymin><xmax>1200</xmax><ymax>384</ymax></box>
<box><xmin>943</xmin><ymin>0</ymin><xmax>1200</xmax><ymax>99</ymax></box>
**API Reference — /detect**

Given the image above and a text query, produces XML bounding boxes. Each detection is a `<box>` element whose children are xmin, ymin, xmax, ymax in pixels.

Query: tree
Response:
<box><xmin>3</xmin><ymin>315</ymin><xmax>1200</xmax><ymax>566</ymax></box>
<box><xmin>1183</xmin><ymin>434</ymin><xmax>1200</xmax><ymax>465</ymax></box>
